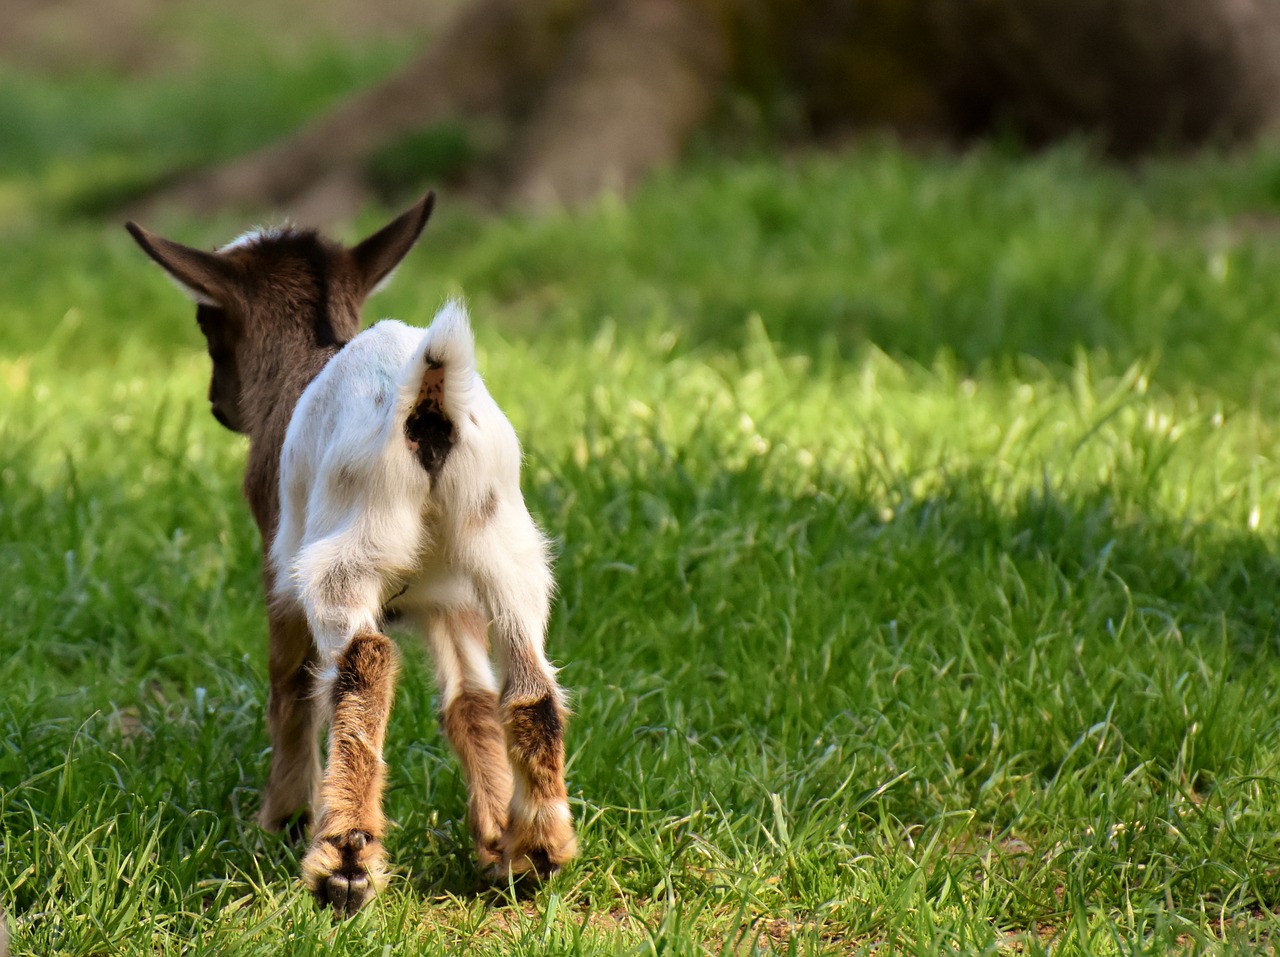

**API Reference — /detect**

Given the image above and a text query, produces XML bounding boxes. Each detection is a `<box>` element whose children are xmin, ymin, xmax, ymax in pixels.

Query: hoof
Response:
<box><xmin>488</xmin><ymin>827</ymin><xmax>578</xmax><ymax>883</ymax></box>
<box><xmin>475</xmin><ymin>836</ymin><xmax>503</xmax><ymax>871</ymax></box>
<box><xmin>302</xmin><ymin>830</ymin><xmax>386</xmax><ymax>917</ymax></box>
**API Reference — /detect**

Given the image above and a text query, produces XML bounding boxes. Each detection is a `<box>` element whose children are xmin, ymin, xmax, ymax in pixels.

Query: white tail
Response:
<box><xmin>400</xmin><ymin>300</ymin><xmax>478</xmax><ymax>425</ymax></box>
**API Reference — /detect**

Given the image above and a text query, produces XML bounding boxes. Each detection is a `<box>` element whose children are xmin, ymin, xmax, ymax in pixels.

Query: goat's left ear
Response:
<box><xmin>124</xmin><ymin>221</ymin><xmax>240</xmax><ymax>307</ymax></box>
<box><xmin>350</xmin><ymin>191</ymin><xmax>436</xmax><ymax>299</ymax></box>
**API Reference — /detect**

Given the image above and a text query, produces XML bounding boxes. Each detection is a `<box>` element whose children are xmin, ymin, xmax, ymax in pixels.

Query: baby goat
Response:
<box><xmin>125</xmin><ymin>194</ymin><xmax>577</xmax><ymax>915</ymax></box>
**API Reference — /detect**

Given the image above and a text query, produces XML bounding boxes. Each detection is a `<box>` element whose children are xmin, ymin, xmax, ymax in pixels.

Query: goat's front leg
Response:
<box><xmin>301</xmin><ymin>624</ymin><xmax>400</xmax><ymax>916</ymax></box>
<box><xmin>258</xmin><ymin>606</ymin><xmax>320</xmax><ymax>837</ymax></box>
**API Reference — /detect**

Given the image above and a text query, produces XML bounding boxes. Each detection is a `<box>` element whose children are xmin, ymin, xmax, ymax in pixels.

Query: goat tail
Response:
<box><xmin>399</xmin><ymin>301</ymin><xmax>479</xmax><ymax>475</ymax></box>
<box><xmin>401</xmin><ymin>299</ymin><xmax>478</xmax><ymax>422</ymax></box>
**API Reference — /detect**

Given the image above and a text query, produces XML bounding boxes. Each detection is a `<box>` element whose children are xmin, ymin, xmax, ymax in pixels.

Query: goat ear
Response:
<box><xmin>350</xmin><ymin>191</ymin><xmax>436</xmax><ymax>298</ymax></box>
<box><xmin>124</xmin><ymin>222</ymin><xmax>239</xmax><ymax>307</ymax></box>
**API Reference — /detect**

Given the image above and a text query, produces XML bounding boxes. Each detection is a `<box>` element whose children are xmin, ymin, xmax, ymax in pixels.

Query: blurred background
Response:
<box><xmin>4</xmin><ymin>0</ymin><xmax>1279</xmax><ymax>225</ymax></box>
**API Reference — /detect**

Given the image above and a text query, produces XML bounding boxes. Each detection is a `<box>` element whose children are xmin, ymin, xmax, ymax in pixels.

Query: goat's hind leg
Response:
<box><xmin>478</xmin><ymin>538</ymin><xmax>578</xmax><ymax>880</ymax></box>
<box><xmin>427</xmin><ymin>607</ymin><xmax>512</xmax><ymax>869</ymax></box>
<box><xmin>498</xmin><ymin>637</ymin><xmax>577</xmax><ymax>879</ymax></box>
<box><xmin>298</xmin><ymin>577</ymin><xmax>400</xmax><ymax>916</ymax></box>
<box><xmin>303</xmin><ymin>630</ymin><xmax>399</xmax><ymax>915</ymax></box>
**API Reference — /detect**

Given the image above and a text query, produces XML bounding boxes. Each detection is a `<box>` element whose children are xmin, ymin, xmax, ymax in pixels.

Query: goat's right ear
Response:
<box><xmin>124</xmin><ymin>222</ymin><xmax>239</xmax><ymax>307</ymax></box>
<box><xmin>350</xmin><ymin>191</ymin><xmax>436</xmax><ymax>299</ymax></box>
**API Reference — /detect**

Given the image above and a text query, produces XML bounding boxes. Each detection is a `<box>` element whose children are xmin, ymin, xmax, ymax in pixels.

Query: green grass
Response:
<box><xmin>5</xmin><ymin>24</ymin><xmax>1280</xmax><ymax>955</ymax></box>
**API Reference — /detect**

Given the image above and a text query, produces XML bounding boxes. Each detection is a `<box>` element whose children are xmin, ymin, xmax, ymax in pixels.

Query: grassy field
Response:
<box><xmin>5</xmin><ymin>18</ymin><xmax>1280</xmax><ymax>957</ymax></box>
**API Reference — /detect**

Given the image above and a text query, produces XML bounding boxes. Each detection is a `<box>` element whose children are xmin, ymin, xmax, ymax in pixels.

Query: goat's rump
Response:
<box><xmin>270</xmin><ymin>302</ymin><xmax>487</xmax><ymax>616</ymax></box>
<box><xmin>275</xmin><ymin>302</ymin><xmax>482</xmax><ymax>543</ymax></box>
<box><xmin>288</xmin><ymin>302</ymin><xmax>480</xmax><ymax>475</ymax></box>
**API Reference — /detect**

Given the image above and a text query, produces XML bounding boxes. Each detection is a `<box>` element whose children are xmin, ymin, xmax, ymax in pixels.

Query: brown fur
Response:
<box><xmin>486</xmin><ymin>623</ymin><xmax>578</xmax><ymax>876</ymax></box>
<box><xmin>500</xmin><ymin>691</ymin><xmax>577</xmax><ymax>876</ymax></box>
<box><xmin>442</xmin><ymin>689</ymin><xmax>513</xmax><ymax>866</ymax></box>
<box><xmin>301</xmin><ymin>631</ymin><xmax>400</xmax><ymax>913</ymax></box>
<box><xmin>317</xmin><ymin>632</ymin><xmax>399</xmax><ymax>837</ymax></box>
<box><xmin>258</xmin><ymin>599</ymin><xmax>321</xmax><ymax>832</ymax></box>
<box><xmin>504</xmin><ymin>696</ymin><xmax>565</xmax><ymax>799</ymax></box>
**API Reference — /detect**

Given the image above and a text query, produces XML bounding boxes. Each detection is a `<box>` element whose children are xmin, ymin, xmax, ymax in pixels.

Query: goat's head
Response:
<box><xmin>125</xmin><ymin>193</ymin><xmax>435</xmax><ymax>434</ymax></box>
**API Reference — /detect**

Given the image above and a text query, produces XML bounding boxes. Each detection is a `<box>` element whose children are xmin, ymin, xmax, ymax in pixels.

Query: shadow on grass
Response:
<box><xmin>545</xmin><ymin>440</ymin><xmax>1280</xmax><ymax>826</ymax></box>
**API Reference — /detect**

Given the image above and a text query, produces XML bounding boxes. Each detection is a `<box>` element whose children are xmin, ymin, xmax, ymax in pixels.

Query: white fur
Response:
<box><xmin>270</xmin><ymin>301</ymin><xmax>555</xmax><ymax>693</ymax></box>
<box><xmin>219</xmin><ymin>226</ymin><xmax>289</xmax><ymax>253</ymax></box>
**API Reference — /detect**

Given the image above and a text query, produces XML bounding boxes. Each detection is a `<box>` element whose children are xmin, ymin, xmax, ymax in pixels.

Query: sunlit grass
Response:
<box><xmin>6</xmin><ymin>294</ymin><xmax>1280</xmax><ymax>953</ymax></box>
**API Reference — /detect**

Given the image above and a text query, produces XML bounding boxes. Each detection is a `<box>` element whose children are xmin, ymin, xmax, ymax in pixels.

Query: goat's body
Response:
<box><xmin>266</xmin><ymin>303</ymin><xmax>574</xmax><ymax>904</ymax></box>
<box><xmin>272</xmin><ymin>305</ymin><xmax>551</xmax><ymax>664</ymax></box>
<box><xmin>126</xmin><ymin>197</ymin><xmax>577</xmax><ymax>916</ymax></box>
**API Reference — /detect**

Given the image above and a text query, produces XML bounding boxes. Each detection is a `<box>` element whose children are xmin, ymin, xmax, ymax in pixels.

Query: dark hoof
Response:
<box><xmin>490</xmin><ymin>814</ymin><xmax>578</xmax><ymax>885</ymax></box>
<box><xmin>315</xmin><ymin>868</ymin><xmax>373</xmax><ymax>917</ymax></box>
<box><xmin>488</xmin><ymin>845</ymin><xmax>569</xmax><ymax>886</ymax></box>
<box><xmin>522</xmin><ymin>847</ymin><xmax>559</xmax><ymax>879</ymax></box>
<box><xmin>302</xmin><ymin>830</ymin><xmax>386</xmax><ymax>917</ymax></box>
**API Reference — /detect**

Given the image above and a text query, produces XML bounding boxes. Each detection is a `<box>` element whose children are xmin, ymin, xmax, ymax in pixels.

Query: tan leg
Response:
<box><xmin>463</xmin><ymin>510</ymin><xmax>577</xmax><ymax>878</ymax></box>
<box><xmin>495</xmin><ymin>638</ymin><xmax>578</xmax><ymax>878</ymax></box>
<box><xmin>300</xmin><ymin>632</ymin><xmax>400</xmax><ymax>916</ymax></box>
<box><xmin>258</xmin><ymin>607</ymin><xmax>321</xmax><ymax>835</ymax></box>
<box><xmin>428</xmin><ymin>608</ymin><xmax>513</xmax><ymax>868</ymax></box>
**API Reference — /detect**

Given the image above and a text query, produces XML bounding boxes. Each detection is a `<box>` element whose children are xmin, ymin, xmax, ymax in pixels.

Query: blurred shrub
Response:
<box><xmin>722</xmin><ymin>0</ymin><xmax>1280</xmax><ymax>153</ymax></box>
<box><xmin>933</xmin><ymin>0</ymin><xmax>1280</xmax><ymax>154</ymax></box>
<box><xmin>366</xmin><ymin>122</ymin><xmax>479</xmax><ymax>201</ymax></box>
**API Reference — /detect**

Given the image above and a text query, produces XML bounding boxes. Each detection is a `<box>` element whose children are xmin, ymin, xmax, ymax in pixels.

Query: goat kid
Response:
<box><xmin>125</xmin><ymin>194</ymin><xmax>577</xmax><ymax>915</ymax></box>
